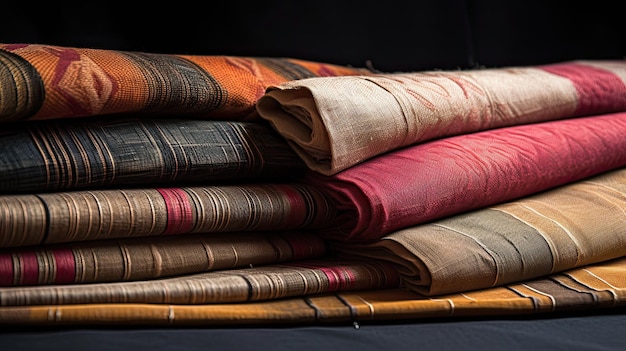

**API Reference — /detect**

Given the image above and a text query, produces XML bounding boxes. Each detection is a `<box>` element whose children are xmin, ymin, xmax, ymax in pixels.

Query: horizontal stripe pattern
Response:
<box><xmin>0</xmin><ymin>232</ymin><xmax>327</xmax><ymax>286</ymax></box>
<box><xmin>0</xmin><ymin>117</ymin><xmax>306</xmax><ymax>193</ymax></box>
<box><xmin>0</xmin><ymin>43</ymin><xmax>372</xmax><ymax>123</ymax></box>
<box><xmin>0</xmin><ymin>183</ymin><xmax>336</xmax><ymax>248</ymax></box>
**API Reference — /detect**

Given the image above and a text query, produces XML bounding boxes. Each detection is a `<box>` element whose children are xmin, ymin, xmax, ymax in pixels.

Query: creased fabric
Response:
<box><xmin>257</xmin><ymin>60</ymin><xmax>626</xmax><ymax>175</ymax></box>
<box><xmin>331</xmin><ymin>167</ymin><xmax>626</xmax><ymax>296</ymax></box>
<box><xmin>0</xmin><ymin>183</ymin><xmax>335</xmax><ymax>248</ymax></box>
<box><xmin>2</xmin><ymin>256</ymin><xmax>626</xmax><ymax>326</ymax></box>
<box><xmin>306</xmin><ymin>112</ymin><xmax>626</xmax><ymax>242</ymax></box>
<box><xmin>0</xmin><ymin>258</ymin><xmax>400</xmax><ymax>306</ymax></box>
<box><xmin>0</xmin><ymin>117</ymin><xmax>305</xmax><ymax>194</ymax></box>
<box><xmin>0</xmin><ymin>231</ymin><xmax>327</xmax><ymax>286</ymax></box>
<box><xmin>0</xmin><ymin>43</ymin><xmax>372</xmax><ymax>123</ymax></box>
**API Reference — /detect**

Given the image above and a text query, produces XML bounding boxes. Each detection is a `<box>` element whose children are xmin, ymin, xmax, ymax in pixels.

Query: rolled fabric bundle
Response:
<box><xmin>305</xmin><ymin>112</ymin><xmax>626</xmax><ymax>242</ymax></box>
<box><xmin>257</xmin><ymin>60</ymin><xmax>626</xmax><ymax>175</ymax></box>
<box><xmin>0</xmin><ymin>43</ymin><xmax>372</xmax><ymax>123</ymax></box>
<box><xmin>0</xmin><ymin>258</ymin><xmax>400</xmax><ymax>306</ymax></box>
<box><xmin>0</xmin><ymin>116</ymin><xmax>306</xmax><ymax>194</ymax></box>
<box><xmin>0</xmin><ymin>183</ymin><xmax>336</xmax><ymax>248</ymax></box>
<box><xmin>0</xmin><ymin>231</ymin><xmax>327</xmax><ymax>286</ymax></box>
<box><xmin>331</xmin><ymin>166</ymin><xmax>626</xmax><ymax>296</ymax></box>
<box><xmin>1</xmin><ymin>257</ymin><xmax>625</xmax><ymax>326</ymax></box>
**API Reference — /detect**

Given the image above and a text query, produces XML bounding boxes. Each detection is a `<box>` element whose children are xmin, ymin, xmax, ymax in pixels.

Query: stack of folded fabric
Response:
<box><xmin>1</xmin><ymin>43</ymin><xmax>626</xmax><ymax>326</ymax></box>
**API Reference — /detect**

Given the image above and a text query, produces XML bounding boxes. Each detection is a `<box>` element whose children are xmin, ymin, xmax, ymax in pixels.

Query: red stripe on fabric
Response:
<box><xmin>540</xmin><ymin>62</ymin><xmax>626</xmax><ymax>116</ymax></box>
<box><xmin>273</xmin><ymin>184</ymin><xmax>307</xmax><ymax>228</ymax></box>
<box><xmin>19</xmin><ymin>252</ymin><xmax>39</xmax><ymax>285</ymax></box>
<box><xmin>157</xmin><ymin>188</ymin><xmax>194</xmax><ymax>235</ymax></box>
<box><xmin>318</xmin><ymin>266</ymin><xmax>355</xmax><ymax>291</ymax></box>
<box><xmin>52</xmin><ymin>248</ymin><xmax>76</xmax><ymax>284</ymax></box>
<box><xmin>0</xmin><ymin>253</ymin><xmax>14</xmax><ymax>286</ymax></box>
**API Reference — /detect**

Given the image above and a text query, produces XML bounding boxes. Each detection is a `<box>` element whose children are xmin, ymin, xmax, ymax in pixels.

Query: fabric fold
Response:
<box><xmin>331</xmin><ymin>166</ymin><xmax>626</xmax><ymax>296</ymax></box>
<box><xmin>0</xmin><ymin>116</ymin><xmax>306</xmax><ymax>194</ymax></box>
<box><xmin>0</xmin><ymin>258</ymin><xmax>401</xmax><ymax>306</ymax></box>
<box><xmin>2</xmin><ymin>256</ymin><xmax>626</xmax><ymax>326</ymax></box>
<box><xmin>0</xmin><ymin>183</ymin><xmax>336</xmax><ymax>248</ymax></box>
<box><xmin>0</xmin><ymin>43</ymin><xmax>372</xmax><ymax>123</ymax></box>
<box><xmin>305</xmin><ymin>112</ymin><xmax>626</xmax><ymax>242</ymax></box>
<box><xmin>0</xmin><ymin>231</ymin><xmax>327</xmax><ymax>286</ymax></box>
<box><xmin>257</xmin><ymin>60</ymin><xmax>626</xmax><ymax>175</ymax></box>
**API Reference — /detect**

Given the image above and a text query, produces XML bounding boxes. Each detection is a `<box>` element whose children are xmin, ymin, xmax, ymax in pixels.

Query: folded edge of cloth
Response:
<box><xmin>257</xmin><ymin>60</ymin><xmax>626</xmax><ymax>175</ymax></box>
<box><xmin>331</xmin><ymin>166</ymin><xmax>626</xmax><ymax>296</ymax></box>
<box><xmin>0</xmin><ymin>43</ymin><xmax>373</xmax><ymax>123</ymax></box>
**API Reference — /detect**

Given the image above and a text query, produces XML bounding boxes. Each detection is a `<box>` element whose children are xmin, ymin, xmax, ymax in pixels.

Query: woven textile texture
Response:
<box><xmin>0</xmin><ymin>231</ymin><xmax>327</xmax><ymax>286</ymax></box>
<box><xmin>0</xmin><ymin>183</ymin><xmax>336</xmax><ymax>248</ymax></box>
<box><xmin>0</xmin><ymin>43</ymin><xmax>372</xmax><ymax>123</ymax></box>
<box><xmin>306</xmin><ymin>112</ymin><xmax>626</xmax><ymax>242</ymax></box>
<box><xmin>331</xmin><ymin>166</ymin><xmax>626</xmax><ymax>295</ymax></box>
<box><xmin>0</xmin><ymin>117</ymin><xmax>306</xmax><ymax>194</ymax></box>
<box><xmin>2</xmin><ymin>256</ymin><xmax>626</xmax><ymax>326</ymax></box>
<box><xmin>257</xmin><ymin>60</ymin><xmax>626</xmax><ymax>174</ymax></box>
<box><xmin>0</xmin><ymin>258</ymin><xmax>401</xmax><ymax>305</ymax></box>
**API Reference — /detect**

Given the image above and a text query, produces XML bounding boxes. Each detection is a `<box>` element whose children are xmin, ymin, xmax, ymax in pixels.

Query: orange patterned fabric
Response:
<box><xmin>0</xmin><ymin>43</ymin><xmax>372</xmax><ymax>123</ymax></box>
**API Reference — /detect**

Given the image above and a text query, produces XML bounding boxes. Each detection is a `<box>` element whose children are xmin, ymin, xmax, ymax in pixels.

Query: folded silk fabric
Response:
<box><xmin>0</xmin><ymin>258</ymin><xmax>400</xmax><ymax>306</ymax></box>
<box><xmin>0</xmin><ymin>183</ymin><xmax>335</xmax><ymax>248</ymax></box>
<box><xmin>0</xmin><ymin>231</ymin><xmax>327</xmax><ymax>286</ymax></box>
<box><xmin>331</xmin><ymin>167</ymin><xmax>626</xmax><ymax>296</ymax></box>
<box><xmin>306</xmin><ymin>112</ymin><xmax>626</xmax><ymax>242</ymax></box>
<box><xmin>2</xmin><ymin>256</ymin><xmax>626</xmax><ymax>326</ymax></box>
<box><xmin>0</xmin><ymin>43</ymin><xmax>372</xmax><ymax>123</ymax></box>
<box><xmin>257</xmin><ymin>60</ymin><xmax>626</xmax><ymax>175</ymax></box>
<box><xmin>0</xmin><ymin>116</ymin><xmax>305</xmax><ymax>194</ymax></box>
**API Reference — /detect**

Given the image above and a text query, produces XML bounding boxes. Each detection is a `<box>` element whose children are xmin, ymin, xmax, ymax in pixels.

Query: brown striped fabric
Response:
<box><xmin>330</xmin><ymin>167</ymin><xmax>626</xmax><ymax>296</ymax></box>
<box><xmin>0</xmin><ymin>183</ymin><xmax>336</xmax><ymax>248</ymax></box>
<box><xmin>0</xmin><ymin>117</ymin><xmax>306</xmax><ymax>194</ymax></box>
<box><xmin>0</xmin><ymin>43</ymin><xmax>372</xmax><ymax>123</ymax></box>
<box><xmin>0</xmin><ymin>231</ymin><xmax>327</xmax><ymax>286</ymax></box>
<box><xmin>0</xmin><ymin>258</ymin><xmax>400</xmax><ymax>306</ymax></box>
<box><xmin>257</xmin><ymin>60</ymin><xmax>626</xmax><ymax>175</ymax></box>
<box><xmin>1</xmin><ymin>256</ymin><xmax>625</xmax><ymax>326</ymax></box>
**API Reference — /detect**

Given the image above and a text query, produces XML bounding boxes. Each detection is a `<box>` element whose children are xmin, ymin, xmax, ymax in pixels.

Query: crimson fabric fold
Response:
<box><xmin>305</xmin><ymin>112</ymin><xmax>626</xmax><ymax>242</ymax></box>
<box><xmin>0</xmin><ymin>43</ymin><xmax>372</xmax><ymax>123</ymax></box>
<box><xmin>0</xmin><ymin>116</ymin><xmax>305</xmax><ymax>194</ymax></box>
<box><xmin>331</xmin><ymin>166</ymin><xmax>626</xmax><ymax>296</ymax></box>
<box><xmin>0</xmin><ymin>183</ymin><xmax>336</xmax><ymax>248</ymax></box>
<box><xmin>257</xmin><ymin>60</ymin><xmax>626</xmax><ymax>175</ymax></box>
<box><xmin>0</xmin><ymin>231</ymin><xmax>327</xmax><ymax>286</ymax></box>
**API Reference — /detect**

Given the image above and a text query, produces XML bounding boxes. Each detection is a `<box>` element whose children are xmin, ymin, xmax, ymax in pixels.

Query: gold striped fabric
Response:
<box><xmin>1</xmin><ymin>255</ymin><xmax>625</xmax><ymax>326</ymax></box>
<box><xmin>0</xmin><ymin>183</ymin><xmax>336</xmax><ymax>248</ymax></box>
<box><xmin>0</xmin><ymin>231</ymin><xmax>327</xmax><ymax>286</ymax></box>
<box><xmin>331</xmin><ymin>166</ymin><xmax>626</xmax><ymax>296</ymax></box>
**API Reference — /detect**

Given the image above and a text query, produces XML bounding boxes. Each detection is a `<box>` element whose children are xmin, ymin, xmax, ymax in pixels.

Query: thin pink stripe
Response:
<box><xmin>157</xmin><ymin>188</ymin><xmax>194</xmax><ymax>235</ymax></box>
<box><xmin>540</xmin><ymin>62</ymin><xmax>626</xmax><ymax>116</ymax></box>
<box><xmin>318</xmin><ymin>266</ymin><xmax>355</xmax><ymax>291</ymax></box>
<box><xmin>19</xmin><ymin>252</ymin><xmax>39</xmax><ymax>285</ymax></box>
<box><xmin>0</xmin><ymin>253</ymin><xmax>13</xmax><ymax>286</ymax></box>
<box><xmin>52</xmin><ymin>248</ymin><xmax>76</xmax><ymax>284</ymax></box>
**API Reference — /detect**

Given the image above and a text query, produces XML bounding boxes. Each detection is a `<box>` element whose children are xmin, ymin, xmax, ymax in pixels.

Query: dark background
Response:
<box><xmin>1</xmin><ymin>0</ymin><xmax>624</xmax><ymax>72</ymax></box>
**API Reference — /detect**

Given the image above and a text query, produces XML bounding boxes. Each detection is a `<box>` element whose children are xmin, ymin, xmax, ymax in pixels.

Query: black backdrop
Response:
<box><xmin>1</xmin><ymin>0</ymin><xmax>624</xmax><ymax>72</ymax></box>
<box><xmin>2</xmin><ymin>1</ymin><xmax>626</xmax><ymax>350</ymax></box>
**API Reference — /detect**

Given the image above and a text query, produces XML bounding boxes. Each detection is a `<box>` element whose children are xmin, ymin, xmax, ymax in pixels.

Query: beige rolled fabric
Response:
<box><xmin>257</xmin><ymin>60</ymin><xmax>626</xmax><ymax>175</ymax></box>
